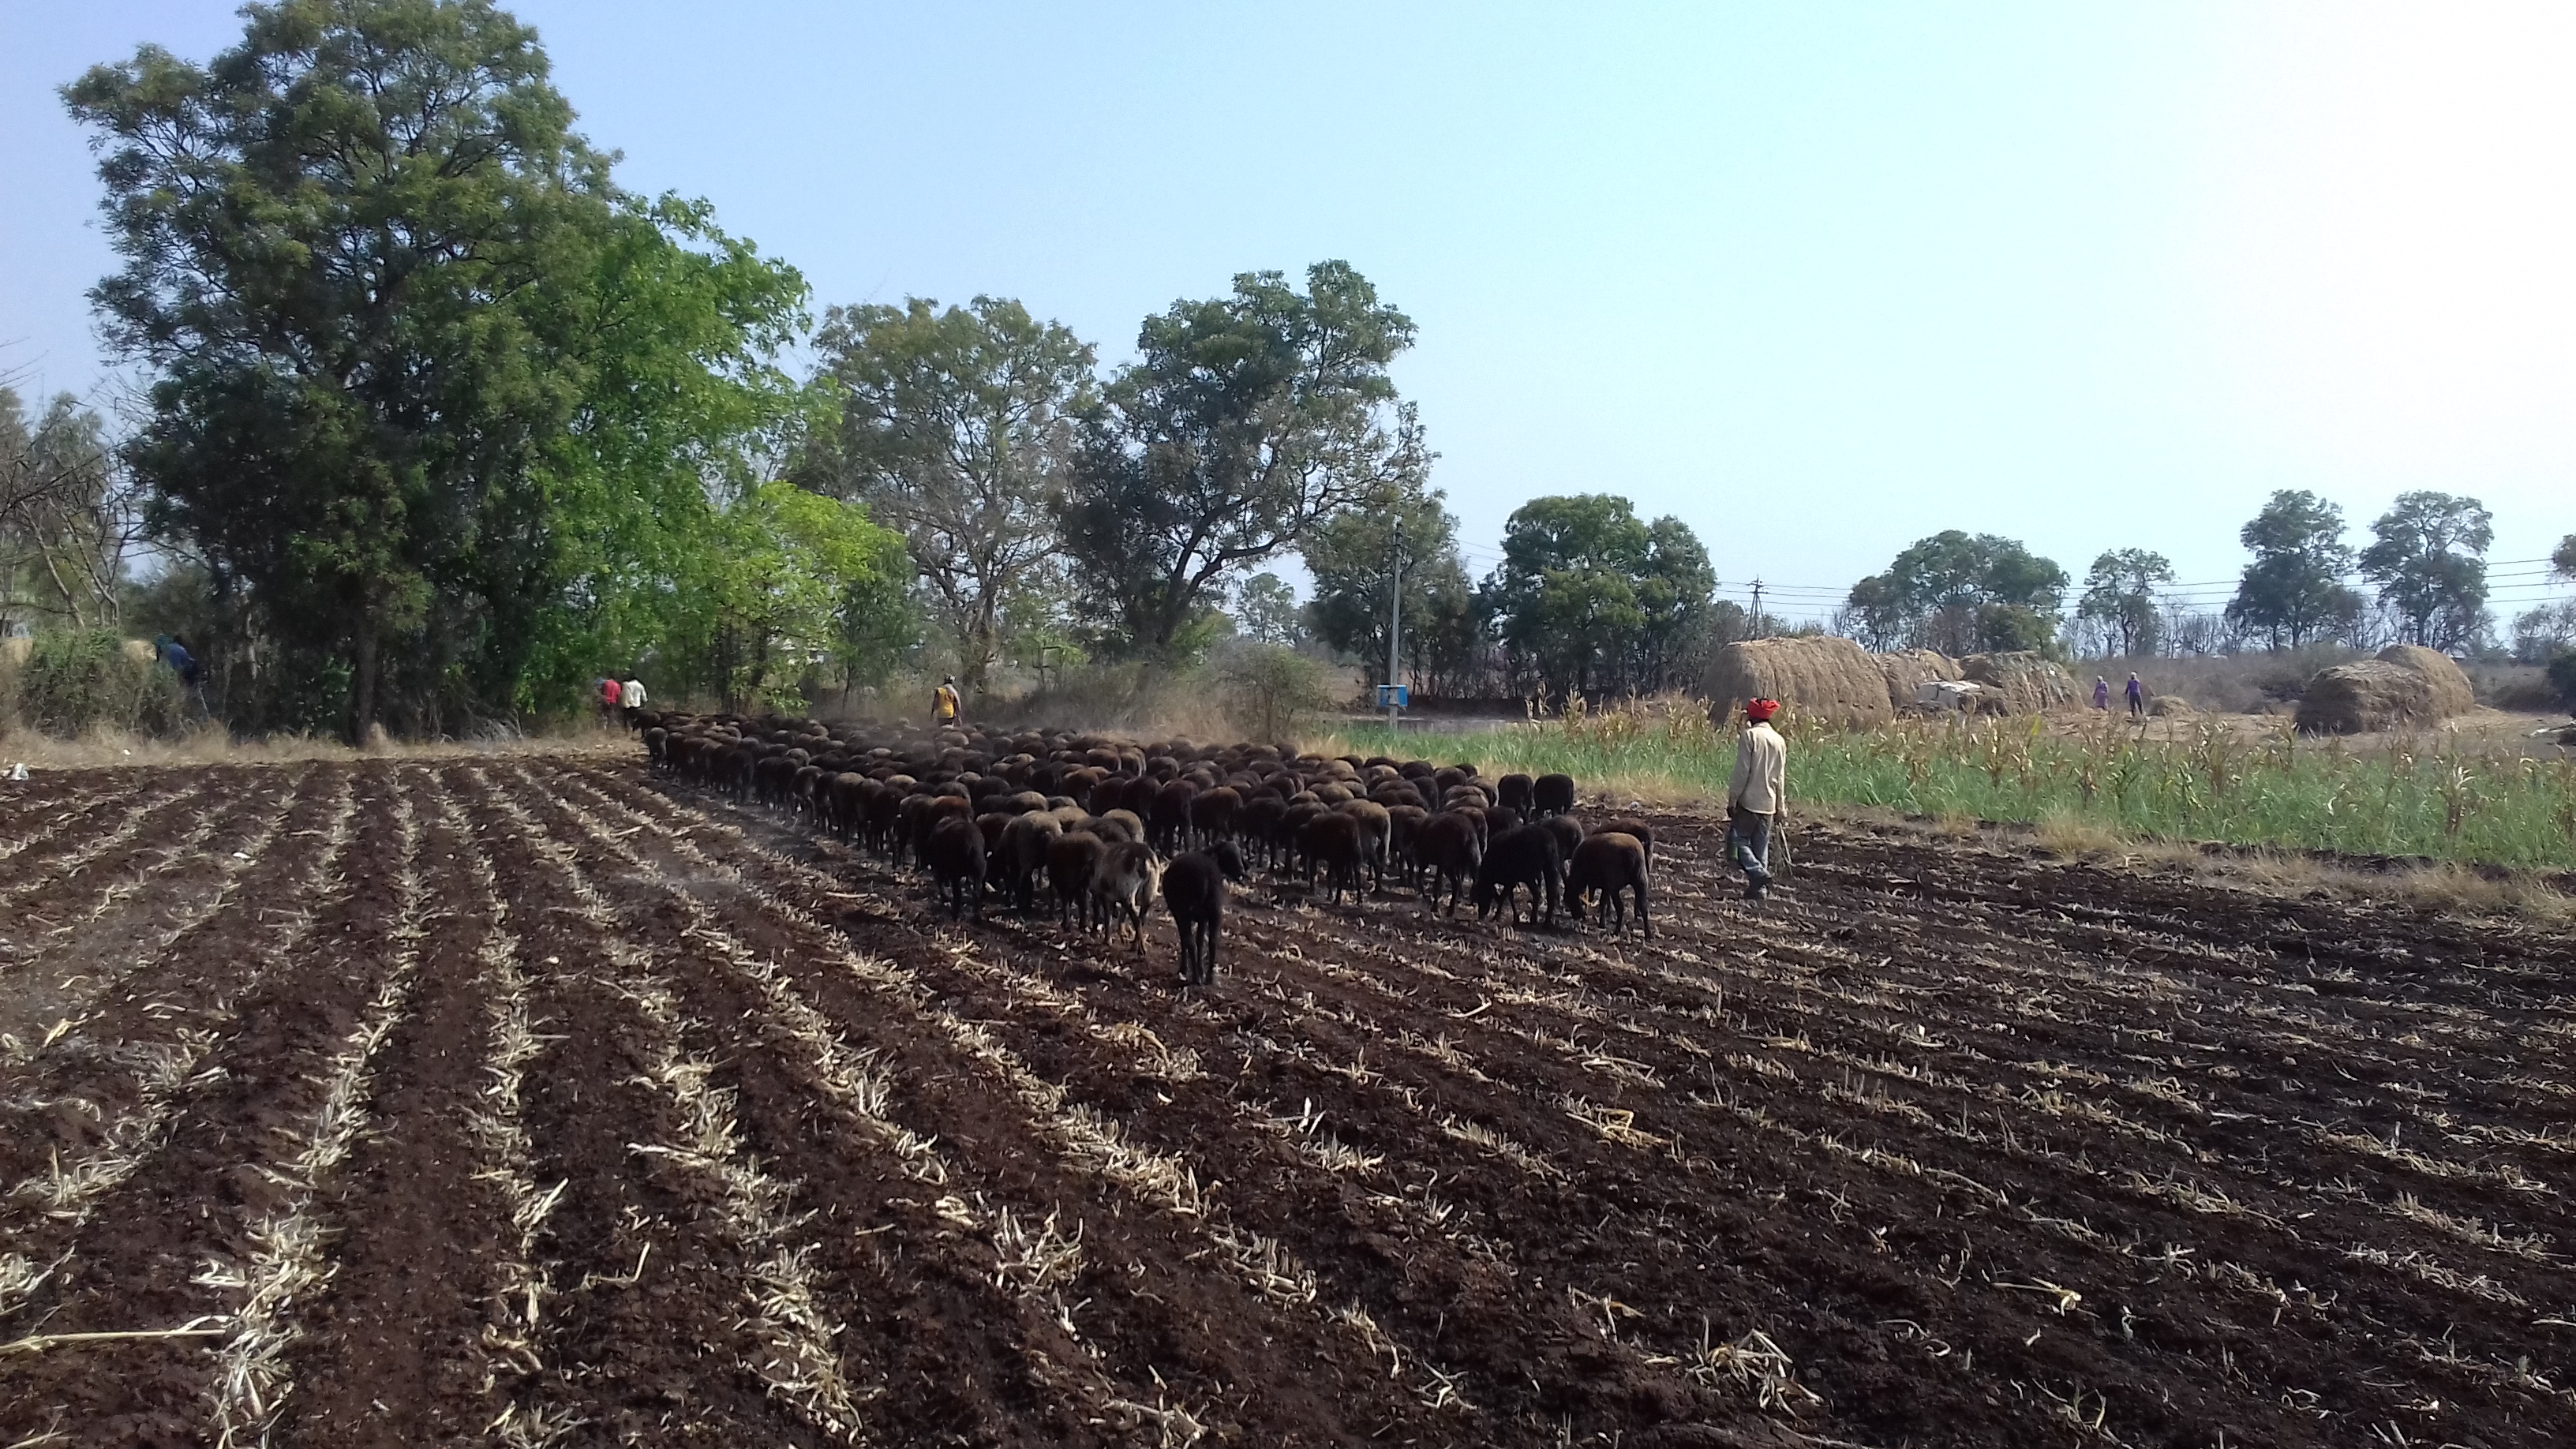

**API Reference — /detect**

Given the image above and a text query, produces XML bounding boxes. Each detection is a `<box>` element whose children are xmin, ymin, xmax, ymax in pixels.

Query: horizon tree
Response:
<box><xmin>1302</xmin><ymin>482</ymin><xmax>1470</xmax><ymax>687</ymax></box>
<box><xmin>803</xmin><ymin>295</ymin><xmax>1095</xmax><ymax>698</ymax></box>
<box><xmin>1844</xmin><ymin>530</ymin><xmax>2066</xmax><ymax>656</ymax></box>
<box><xmin>2225</xmin><ymin>490</ymin><xmax>2361</xmax><ymax>650</ymax></box>
<box><xmin>1058</xmin><ymin>261</ymin><xmax>1428</xmax><ymax>660</ymax></box>
<box><xmin>2358</xmin><ymin>491</ymin><xmax>2492</xmax><ymax>652</ymax></box>
<box><xmin>2076</xmin><ymin>548</ymin><xmax>2174</xmax><ymax>657</ymax></box>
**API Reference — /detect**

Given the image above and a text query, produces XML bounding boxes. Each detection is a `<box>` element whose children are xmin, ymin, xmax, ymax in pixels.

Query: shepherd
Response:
<box><xmin>1727</xmin><ymin>697</ymin><xmax>1788</xmax><ymax>904</ymax></box>
<box><xmin>933</xmin><ymin>675</ymin><xmax>961</xmax><ymax>728</ymax></box>
<box><xmin>2092</xmin><ymin>676</ymin><xmax>2111</xmax><ymax>711</ymax></box>
<box><xmin>2125</xmin><ymin>672</ymin><xmax>2145</xmax><ymax>719</ymax></box>
<box><xmin>620</xmin><ymin>672</ymin><xmax>649</xmax><ymax>728</ymax></box>
<box><xmin>597</xmin><ymin>675</ymin><xmax>621</xmax><ymax>726</ymax></box>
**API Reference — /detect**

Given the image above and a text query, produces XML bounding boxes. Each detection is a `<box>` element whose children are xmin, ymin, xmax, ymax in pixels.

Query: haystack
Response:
<box><xmin>1705</xmin><ymin>636</ymin><xmax>1894</xmax><ymax>731</ymax></box>
<box><xmin>2376</xmin><ymin>645</ymin><xmax>2475</xmax><ymax>719</ymax></box>
<box><xmin>2147</xmin><ymin>695</ymin><xmax>2194</xmax><ymax>718</ymax></box>
<box><xmin>2294</xmin><ymin>646</ymin><xmax>2473</xmax><ymax>734</ymax></box>
<box><xmin>1960</xmin><ymin>652</ymin><xmax>2078</xmax><ymax>714</ymax></box>
<box><xmin>1874</xmin><ymin>649</ymin><xmax>1960</xmax><ymax>713</ymax></box>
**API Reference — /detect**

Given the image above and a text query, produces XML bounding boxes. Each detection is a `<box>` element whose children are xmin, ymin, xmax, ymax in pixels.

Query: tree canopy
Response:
<box><xmin>1842</xmin><ymin>530</ymin><xmax>2065</xmax><ymax>656</ymax></box>
<box><xmin>2224</xmin><ymin>490</ymin><xmax>2360</xmax><ymax>650</ymax></box>
<box><xmin>0</xmin><ymin>389</ymin><xmax>125</xmax><ymax>637</ymax></box>
<box><xmin>1482</xmin><ymin>494</ymin><xmax>1714</xmax><ymax>696</ymax></box>
<box><xmin>67</xmin><ymin>0</ymin><xmax>837</xmax><ymax>736</ymax></box>
<box><xmin>1058</xmin><ymin>262</ymin><xmax>1428</xmax><ymax>660</ymax></box>
<box><xmin>2075</xmin><ymin>549</ymin><xmax>2174</xmax><ymax>657</ymax></box>
<box><xmin>2358</xmin><ymin>491</ymin><xmax>2492</xmax><ymax>652</ymax></box>
<box><xmin>803</xmin><ymin>295</ymin><xmax>1094</xmax><ymax>697</ymax></box>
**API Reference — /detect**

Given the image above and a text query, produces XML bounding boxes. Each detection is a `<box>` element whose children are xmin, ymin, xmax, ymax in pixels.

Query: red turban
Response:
<box><xmin>1746</xmin><ymin>698</ymin><xmax>1780</xmax><ymax>722</ymax></box>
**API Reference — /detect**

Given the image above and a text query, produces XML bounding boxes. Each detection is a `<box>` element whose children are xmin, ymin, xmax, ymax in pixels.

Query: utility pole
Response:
<box><xmin>1750</xmin><ymin>578</ymin><xmax>1766</xmax><ymax>638</ymax></box>
<box><xmin>1385</xmin><ymin>515</ymin><xmax>1403</xmax><ymax>732</ymax></box>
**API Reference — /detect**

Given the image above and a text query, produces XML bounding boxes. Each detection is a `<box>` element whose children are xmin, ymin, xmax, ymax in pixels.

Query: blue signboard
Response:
<box><xmin>1376</xmin><ymin>684</ymin><xmax>1410</xmax><ymax>709</ymax></box>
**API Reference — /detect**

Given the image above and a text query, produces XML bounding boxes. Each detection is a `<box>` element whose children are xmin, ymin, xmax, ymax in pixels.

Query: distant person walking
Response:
<box><xmin>2125</xmin><ymin>672</ymin><xmax>2146</xmax><ymax>719</ymax></box>
<box><xmin>2092</xmin><ymin>676</ymin><xmax>2111</xmax><ymax>710</ymax></box>
<box><xmin>620</xmin><ymin>675</ymin><xmax>649</xmax><ymax>727</ymax></box>
<box><xmin>597</xmin><ymin>676</ymin><xmax>621</xmax><ymax>726</ymax></box>
<box><xmin>933</xmin><ymin>676</ymin><xmax>961</xmax><ymax>728</ymax></box>
<box><xmin>1726</xmin><ymin>697</ymin><xmax>1788</xmax><ymax>904</ymax></box>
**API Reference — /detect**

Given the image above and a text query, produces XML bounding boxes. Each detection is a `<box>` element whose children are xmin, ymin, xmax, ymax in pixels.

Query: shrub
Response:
<box><xmin>1215</xmin><ymin>642</ymin><xmax>1334</xmax><ymax>741</ymax></box>
<box><xmin>5</xmin><ymin>629</ymin><xmax>189</xmax><ymax>739</ymax></box>
<box><xmin>2548</xmin><ymin>650</ymin><xmax>2576</xmax><ymax>712</ymax></box>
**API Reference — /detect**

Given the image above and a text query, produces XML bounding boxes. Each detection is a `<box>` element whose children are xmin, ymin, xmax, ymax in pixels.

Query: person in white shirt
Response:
<box><xmin>620</xmin><ymin>676</ymin><xmax>648</xmax><ymax>727</ymax></box>
<box><xmin>1726</xmin><ymin>697</ymin><xmax>1788</xmax><ymax>902</ymax></box>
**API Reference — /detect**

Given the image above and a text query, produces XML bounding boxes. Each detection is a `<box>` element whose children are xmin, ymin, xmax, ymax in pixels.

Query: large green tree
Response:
<box><xmin>1302</xmin><ymin>484</ymin><xmax>1473</xmax><ymax>687</ymax></box>
<box><xmin>2224</xmin><ymin>490</ymin><xmax>2360</xmax><ymax>650</ymax></box>
<box><xmin>1482</xmin><ymin>494</ymin><xmax>1714</xmax><ymax>696</ymax></box>
<box><xmin>68</xmin><ymin>0</ymin><xmax>820</xmax><ymax>737</ymax></box>
<box><xmin>1844</xmin><ymin>530</ymin><xmax>2066</xmax><ymax>656</ymax></box>
<box><xmin>1058</xmin><ymin>262</ymin><xmax>1428</xmax><ymax>659</ymax></box>
<box><xmin>2358</xmin><ymin>491</ymin><xmax>2492</xmax><ymax>651</ymax></box>
<box><xmin>803</xmin><ymin>296</ymin><xmax>1094</xmax><ymax>698</ymax></box>
<box><xmin>2075</xmin><ymin>548</ymin><xmax>2174</xmax><ymax>657</ymax></box>
<box><xmin>2554</xmin><ymin>534</ymin><xmax>2576</xmax><ymax>581</ymax></box>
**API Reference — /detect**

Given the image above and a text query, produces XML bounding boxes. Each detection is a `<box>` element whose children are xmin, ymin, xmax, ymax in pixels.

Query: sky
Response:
<box><xmin>3</xmin><ymin>2</ymin><xmax>2572</xmax><ymax>624</ymax></box>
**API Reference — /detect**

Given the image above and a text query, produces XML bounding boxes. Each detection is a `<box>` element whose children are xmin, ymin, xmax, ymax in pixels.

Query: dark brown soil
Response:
<box><xmin>5</xmin><ymin>754</ymin><xmax>2573</xmax><ymax>1449</ymax></box>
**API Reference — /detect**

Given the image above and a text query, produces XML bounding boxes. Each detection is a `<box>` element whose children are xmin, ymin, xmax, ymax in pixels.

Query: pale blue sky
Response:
<box><xmin>4</xmin><ymin>2</ymin><xmax>2571</xmax><ymax>621</ymax></box>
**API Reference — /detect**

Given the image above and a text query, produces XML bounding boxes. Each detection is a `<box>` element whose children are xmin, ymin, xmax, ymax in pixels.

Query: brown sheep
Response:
<box><xmin>1495</xmin><ymin>772</ymin><xmax>1534</xmax><ymax>814</ymax></box>
<box><xmin>1416</xmin><ymin>810</ymin><xmax>1484</xmax><ymax>917</ymax></box>
<box><xmin>1299</xmin><ymin>811</ymin><xmax>1367</xmax><ymax>906</ymax></box>
<box><xmin>1566</xmin><ymin>831</ymin><xmax>1650</xmax><ymax>939</ymax></box>
<box><xmin>1591</xmin><ymin>817</ymin><xmax>1655</xmax><ymax>867</ymax></box>
<box><xmin>1000</xmin><ymin>811</ymin><xmax>1061</xmax><ymax>915</ymax></box>
<box><xmin>1335</xmin><ymin>799</ymin><xmax>1391</xmax><ymax>892</ymax></box>
<box><xmin>927</xmin><ymin>816</ymin><xmax>987</xmax><ymax>920</ymax></box>
<box><xmin>1048</xmin><ymin>832</ymin><xmax>1107</xmax><ymax>930</ymax></box>
<box><xmin>1093</xmin><ymin>839</ymin><xmax>1163</xmax><ymax>950</ymax></box>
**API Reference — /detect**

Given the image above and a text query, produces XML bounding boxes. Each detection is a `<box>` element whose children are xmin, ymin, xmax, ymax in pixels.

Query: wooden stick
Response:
<box><xmin>0</xmin><ymin>1321</ymin><xmax>227</xmax><ymax>1355</ymax></box>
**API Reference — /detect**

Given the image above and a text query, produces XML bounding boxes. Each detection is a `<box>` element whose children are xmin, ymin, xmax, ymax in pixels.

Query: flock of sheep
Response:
<box><xmin>637</xmin><ymin>713</ymin><xmax>1657</xmax><ymax>983</ymax></box>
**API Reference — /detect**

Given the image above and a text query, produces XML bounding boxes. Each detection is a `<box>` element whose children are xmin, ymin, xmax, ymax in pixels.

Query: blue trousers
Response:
<box><xmin>1729</xmin><ymin>808</ymin><xmax>1773</xmax><ymax>882</ymax></box>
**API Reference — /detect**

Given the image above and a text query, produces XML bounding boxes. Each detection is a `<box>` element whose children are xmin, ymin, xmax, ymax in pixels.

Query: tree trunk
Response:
<box><xmin>348</xmin><ymin>603</ymin><xmax>380</xmax><ymax>746</ymax></box>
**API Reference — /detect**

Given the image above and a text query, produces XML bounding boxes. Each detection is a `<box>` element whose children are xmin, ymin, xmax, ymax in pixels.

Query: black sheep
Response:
<box><xmin>1473</xmin><ymin>823</ymin><xmax>1562</xmax><ymax>927</ymax></box>
<box><xmin>927</xmin><ymin>815</ymin><xmax>987</xmax><ymax>920</ymax></box>
<box><xmin>1162</xmin><ymin>841</ymin><xmax>1246</xmax><ymax>986</ymax></box>
<box><xmin>1530</xmin><ymin>773</ymin><xmax>1577</xmax><ymax>817</ymax></box>
<box><xmin>1416</xmin><ymin>810</ymin><xmax>1484</xmax><ymax>917</ymax></box>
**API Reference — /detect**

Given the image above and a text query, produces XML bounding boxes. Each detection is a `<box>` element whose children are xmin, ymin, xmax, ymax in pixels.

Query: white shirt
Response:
<box><xmin>621</xmin><ymin>680</ymin><xmax>647</xmax><ymax>709</ymax></box>
<box><xmin>1727</xmin><ymin>722</ymin><xmax>1788</xmax><ymax>814</ymax></box>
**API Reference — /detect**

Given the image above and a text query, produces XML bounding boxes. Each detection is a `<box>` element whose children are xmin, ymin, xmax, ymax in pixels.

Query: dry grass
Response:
<box><xmin>0</xmin><ymin>723</ymin><xmax>630</xmax><ymax>771</ymax></box>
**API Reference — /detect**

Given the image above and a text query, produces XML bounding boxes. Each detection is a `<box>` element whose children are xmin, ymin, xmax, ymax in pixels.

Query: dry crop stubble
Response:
<box><xmin>9</xmin><ymin>746</ymin><xmax>2576</xmax><ymax>1449</ymax></box>
<box><xmin>0</xmin><ymin>772</ymin><xmax>361</xmax><ymax>1325</ymax></box>
<box><xmin>550</xmin><ymin>763</ymin><xmax>1491</xmax><ymax>1427</ymax></box>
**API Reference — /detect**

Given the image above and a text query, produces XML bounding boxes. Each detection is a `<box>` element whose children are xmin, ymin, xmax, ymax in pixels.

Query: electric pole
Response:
<box><xmin>1750</xmin><ymin>578</ymin><xmax>1765</xmax><ymax>638</ymax></box>
<box><xmin>1386</xmin><ymin>515</ymin><xmax>1403</xmax><ymax>732</ymax></box>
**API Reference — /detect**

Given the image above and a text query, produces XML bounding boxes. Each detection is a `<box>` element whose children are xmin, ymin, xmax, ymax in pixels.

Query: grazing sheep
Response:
<box><xmin>1416</xmin><ymin>810</ymin><xmax>1484</xmax><ymax>917</ymax></box>
<box><xmin>1530</xmin><ymin>773</ymin><xmax>1576</xmax><ymax>818</ymax></box>
<box><xmin>1188</xmin><ymin>785</ymin><xmax>1241</xmax><ymax>847</ymax></box>
<box><xmin>1566</xmin><ymin>831</ymin><xmax>1650</xmax><ymax>939</ymax></box>
<box><xmin>1496</xmin><ymin>772</ymin><xmax>1534</xmax><ymax>814</ymax></box>
<box><xmin>1335</xmin><ymin>799</ymin><xmax>1391</xmax><ymax>892</ymax></box>
<box><xmin>1093</xmin><ymin>807</ymin><xmax>1147</xmax><ymax>845</ymax></box>
<box><xmin>1385</xmin><ymin>804</ymin><xmax>1430</xmax><ymax>886</ymax></box>
<box><xmin>1150</xmin><ymin>779</ymin><xmax>1197</xmax><ymax>853</ymax></box>
<box><xmin>1048</xmin><ymin>831</ymin><xmax>1107</xmax><ymax>931</ymax></box>
<box><xmin>1538</xmin><ymin>813</ymin><xmax>1582</xmax><ymax>864</ymax></box>
<box><xmin>927</xmin><ymin>816</ymin><xmax>988</xmax><ymax>920</ymax></box>
<box><xmin>1473</xmin><ymin>824</ymin><xmax>1562</xmax><ymax>928</ymax></box>
<box><xmin>1093</xmin><ymin>840</ymin><xmax>1163</xmax><ymax>950</ymax></box>
<box><xmin>1485</xmin><ymin>806</ymin><xmax>1522</xmax><ymax>836</ymax></box>
<box><xmin>1299</xmin><ymin>811</ymin><xmax>1368</xmax><ymax>905</ymax></box>
<box><xmin>1162</xmin><ymin>841</ymin><xmax>1246</xmax><ymax>986</ymax></box>
<box><xmin>1590</xmin><ymin>816</ymin><xmax>1655</xmax><ymax>866</ymax></box>
<box><xmin>1000</xmin><ymin>811</ymin><xmax>1062</xmax><ymax>914</ymax></box>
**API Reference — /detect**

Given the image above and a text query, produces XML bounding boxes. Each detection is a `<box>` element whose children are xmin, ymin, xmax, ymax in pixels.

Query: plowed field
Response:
<box><xmin>5</xmin><ymin>754</ymin><xmax>2573</xmax><ymax>1447</ymax></box>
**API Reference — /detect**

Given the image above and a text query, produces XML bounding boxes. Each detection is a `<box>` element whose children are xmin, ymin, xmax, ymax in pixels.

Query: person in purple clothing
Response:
<box><xmin>2092</xmin><ymin>676</ymin><xmax>2111</xmax><ymax>710</ymax></box>
<box><xmin>2125</xmin><ymin>672</ymin><xmax>2145</xmax><ymax>718</ymax></box>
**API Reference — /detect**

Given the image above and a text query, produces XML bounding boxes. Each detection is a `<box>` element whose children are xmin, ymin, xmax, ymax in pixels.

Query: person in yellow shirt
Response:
<box><xmin>1726</xmin><ymin>697</ymin><xmax>1788</xmax><ymax>903</ymax></box>
<box><xmin>934</xmin><ymin>676</ymin><xmax>961</xmax><ymax>726</ymax></box>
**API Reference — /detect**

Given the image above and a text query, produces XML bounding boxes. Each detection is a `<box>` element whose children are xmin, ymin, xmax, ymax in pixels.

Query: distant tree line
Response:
<box><xmin>28</xmin><ymin>2</ymin><xmax>2574</xmax><ymax>739</ymax></box>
